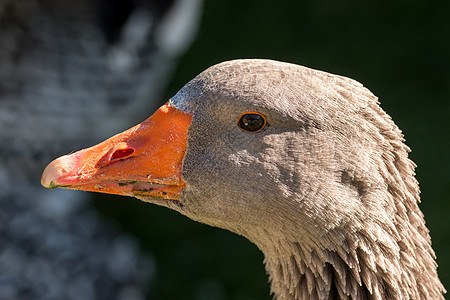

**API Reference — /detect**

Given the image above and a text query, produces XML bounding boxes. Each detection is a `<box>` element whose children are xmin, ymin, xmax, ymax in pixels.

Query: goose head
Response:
<box><xmin>41</xmin><ymin>59</ymin><xmax>445</xmax><ymax>299</ymax></box>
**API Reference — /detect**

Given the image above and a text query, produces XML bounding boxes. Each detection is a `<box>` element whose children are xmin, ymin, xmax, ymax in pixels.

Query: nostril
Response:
<box><xmin>110</xmin><ymin>148</ymin><xmax>134</xmax><ymax>161</ymax></box>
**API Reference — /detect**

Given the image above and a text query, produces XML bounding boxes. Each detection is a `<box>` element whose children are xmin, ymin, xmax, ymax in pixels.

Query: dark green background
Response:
<box><xmin>94</xmin><ymin>1</ymin><xmax>450</xmax><ymax>299</ymax></box>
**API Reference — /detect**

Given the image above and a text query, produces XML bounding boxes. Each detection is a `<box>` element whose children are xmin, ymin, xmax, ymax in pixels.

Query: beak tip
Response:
<box><xmin>41</xmin><ymin>160</ymin><xmax>59</xmax><ymax>188</ymax></box>
<box><xmin>41</xmin><ymin>154</ymin><xmax>78</xmax><ymax>189</ymax></box>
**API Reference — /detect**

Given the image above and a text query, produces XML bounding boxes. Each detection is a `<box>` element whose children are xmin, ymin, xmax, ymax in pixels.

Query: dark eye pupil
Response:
<box><xmin>238</xmin><ymin>113</ymin><xmax>266</xmax><ymax>132</ymax></box>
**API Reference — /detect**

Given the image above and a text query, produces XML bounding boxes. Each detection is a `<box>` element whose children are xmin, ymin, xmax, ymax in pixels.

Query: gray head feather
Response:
<box><xmin>157</xmin><ymin>59</ymin><xmax>445</xmax><ymax>299</ymax></box>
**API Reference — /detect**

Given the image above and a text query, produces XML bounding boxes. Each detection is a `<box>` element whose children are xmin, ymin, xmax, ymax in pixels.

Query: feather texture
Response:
<box><xmin>168</xmin><ymin>60</ymin><xmax>445</xmax><ymax>299</ymax></box>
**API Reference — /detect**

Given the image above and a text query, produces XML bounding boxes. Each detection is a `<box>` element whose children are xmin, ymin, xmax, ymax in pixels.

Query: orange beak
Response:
<box><xmin>41</xmin><ymin>103</ymin><xmax>192</xmax><ymax>200</ymax></box>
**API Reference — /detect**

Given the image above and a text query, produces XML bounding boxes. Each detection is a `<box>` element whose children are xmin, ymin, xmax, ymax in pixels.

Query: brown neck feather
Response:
<box><xmin>262</xmin><ymin>232</ymin><xmax>444</xmax><ymax>300</ymax></box>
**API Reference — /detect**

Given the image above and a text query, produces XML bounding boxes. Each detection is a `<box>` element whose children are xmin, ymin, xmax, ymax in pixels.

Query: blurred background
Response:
<box><xmin>1</xmin><ymin>0</ymin><xmax>449</xmax><ymax>299</ymax></box>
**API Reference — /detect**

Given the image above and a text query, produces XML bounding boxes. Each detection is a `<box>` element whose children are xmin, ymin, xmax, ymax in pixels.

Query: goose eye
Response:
<box><xmin>237</xmin><ymin>112</ymin><xmax>268</xmax><ymax>133</ymax></box>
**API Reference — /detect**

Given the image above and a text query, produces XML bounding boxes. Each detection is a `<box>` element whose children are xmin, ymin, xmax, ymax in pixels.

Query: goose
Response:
<box><xmin>41</xmin><ymin>59</ymin><xmax>445</xmax><ymax>299</ymax></box>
